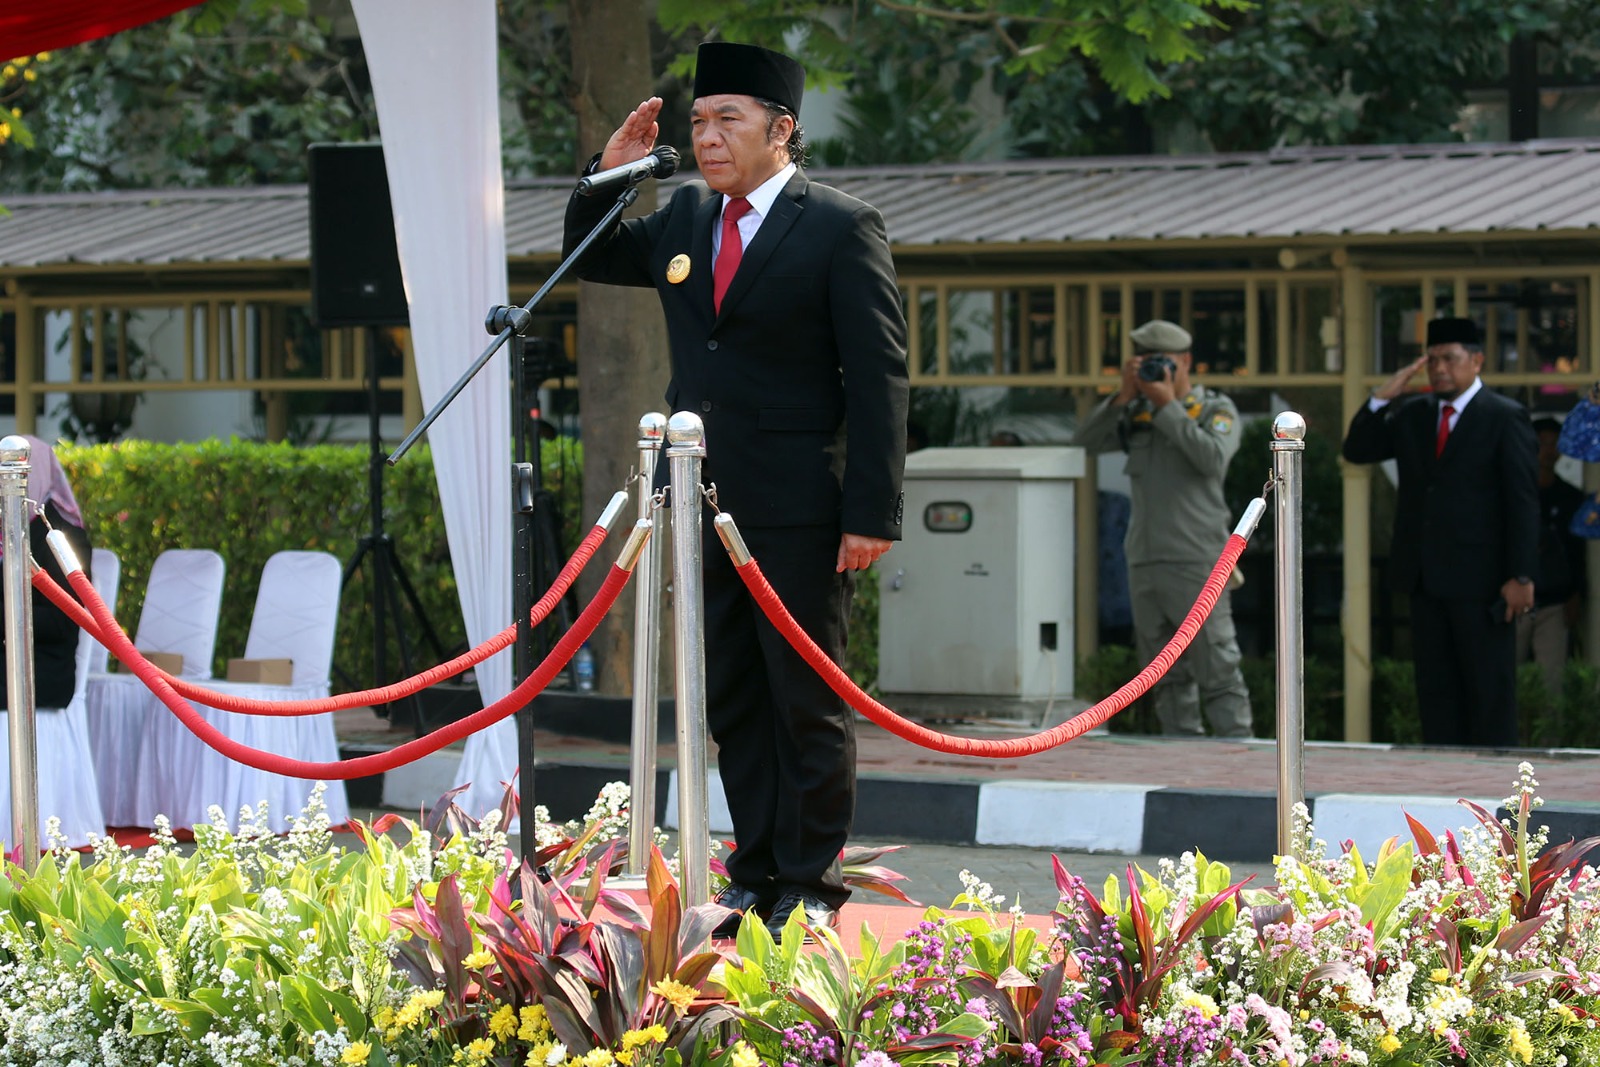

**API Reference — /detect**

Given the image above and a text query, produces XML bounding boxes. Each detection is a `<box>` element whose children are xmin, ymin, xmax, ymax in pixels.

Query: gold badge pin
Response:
<box><xmin>666</xmin><ymin>254</ymin><xmax>691</xmax><ymax>284</ymax></box>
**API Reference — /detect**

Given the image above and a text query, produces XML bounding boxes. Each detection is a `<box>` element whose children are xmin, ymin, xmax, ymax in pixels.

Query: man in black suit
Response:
<box><xmin>1342</xmin><ymin>317</ymin><xmax>1538</xmax><ymax>746</ymax></box>
<box><xmin>563</xmin><ymin>42</ymin><xmax>908</xmax><ymax>936</ymax></box>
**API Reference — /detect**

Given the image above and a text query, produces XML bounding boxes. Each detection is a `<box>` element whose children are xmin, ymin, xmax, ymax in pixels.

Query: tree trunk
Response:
<box><xmin>568</xmin><ymin>0</ymin><xmax>671</xmax><ymax>694</ymax></box>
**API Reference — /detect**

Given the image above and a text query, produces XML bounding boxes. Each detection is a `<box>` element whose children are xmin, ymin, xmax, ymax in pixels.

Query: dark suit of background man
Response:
<box><xmin>563</xmin><ymin>42</ymin><xmax>909</xmax><ymax>936</ymax></box>
<box><xmin>1341</xmin><ymin>317</ymin><xmax>1539</xmax><ymax>747</ymax></box>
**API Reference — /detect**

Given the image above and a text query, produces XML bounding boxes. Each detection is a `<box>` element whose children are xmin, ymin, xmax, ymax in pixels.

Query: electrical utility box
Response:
<box><xmin>877</xmin><ymin>447</ymin><xmax>1085</xmax><ymax>719</ymax></box>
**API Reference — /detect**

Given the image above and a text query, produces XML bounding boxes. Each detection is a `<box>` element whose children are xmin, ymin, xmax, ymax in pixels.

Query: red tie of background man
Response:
<box><xmin>1436</xmin><ymin>403</ymin><xmax>1455</xmax><ymax>457</ymax></box>
<box><xmin>713</xmin><ymin>197</ymin><xmax>753</xmax><ymax>313</ymax></box>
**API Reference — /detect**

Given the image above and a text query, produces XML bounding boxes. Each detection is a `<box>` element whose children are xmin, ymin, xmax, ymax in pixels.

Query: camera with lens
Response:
<box><xmin>1137</xmin><ymin>354</ymin><xmax>1176</xmax><ymax>382</ymax></box>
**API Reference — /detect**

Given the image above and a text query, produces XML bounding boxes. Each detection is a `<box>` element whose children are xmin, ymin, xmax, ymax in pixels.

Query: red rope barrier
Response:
<box><xmin>36</xmin><ymin>519</ymin><xmax>612</xmax><ymax>716</ymax></box>
<box><xmin>64</xmin><ymin>562</ymin><xmax>633</xmax><ymax>780</ymax></box>
<box><xmin>735</xmin><ymin>533</ymin><xmax>1250</xmax><ymax>758</ymax></box>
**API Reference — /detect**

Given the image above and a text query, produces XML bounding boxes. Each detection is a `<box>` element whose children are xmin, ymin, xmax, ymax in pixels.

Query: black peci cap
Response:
<box><xmin>693</xmin><ymin>41</ymin><xmax>805</xmax><ymax>116</ymax></box>
<box><xmin>1426</xmin><ymin>317</ymin><xmax>1481</xmax><ymax>347</ymax></box>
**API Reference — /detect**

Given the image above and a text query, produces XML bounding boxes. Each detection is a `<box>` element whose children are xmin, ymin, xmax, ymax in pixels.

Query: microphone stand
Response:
<box><xmin>389</xmin><ymin>182</ymin><xmax>642</xmax><ymax>874</ymax></box>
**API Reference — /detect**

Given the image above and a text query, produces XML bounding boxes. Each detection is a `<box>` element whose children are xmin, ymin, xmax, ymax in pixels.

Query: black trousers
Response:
<box><xmin>701</xmin><ymin>522</ymin><xmax>855</xmax><ymax>908</ymax></box>
<box><xmin>1410</xmin><ymin>592</ymin><xmax>1518</xmax><ymax>747</ymax></box>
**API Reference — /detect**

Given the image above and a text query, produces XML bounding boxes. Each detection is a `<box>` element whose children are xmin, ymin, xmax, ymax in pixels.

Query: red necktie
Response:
<box><xmin>713</xmin><ymin>197</ymin><xmax>753</xmax><ymax>313</ymax></box>
<box><xmin>1436</xmin><ymin>403</ymin><xmax>1455</xmax><ymax>457</ymax></box>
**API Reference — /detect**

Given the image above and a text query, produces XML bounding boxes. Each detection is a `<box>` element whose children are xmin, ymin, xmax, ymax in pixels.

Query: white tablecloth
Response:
<box><xmin>0</xmin><ymin>702</ymin><xmax>106</xmax><ymax>849</ymax></box>
<box><xmin>85</xmin><ymin>672</ymin><xmax>156</xmax><ymax>827</ymax></box>
<box><xmin>121</xmin><ymin>679</ymin><xmax>350</xmax><ymax>833</ymax></box>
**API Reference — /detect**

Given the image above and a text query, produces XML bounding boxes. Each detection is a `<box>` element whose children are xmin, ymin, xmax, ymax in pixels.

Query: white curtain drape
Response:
<box><xmin>350</xmin><ymin>0</ymin><xmax>519</xmax><ymax>820</ymax></box>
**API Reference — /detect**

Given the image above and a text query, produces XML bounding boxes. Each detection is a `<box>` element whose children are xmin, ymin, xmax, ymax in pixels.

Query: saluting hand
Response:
<box><xmin>599</xmin><ymin>97</ymin><xmax>663</xmax><ymax>171</ymax></box>
<box><xmin>1373</xmin><ymin>355</ymin><xmax>1428</xmax><ymax>401</ymax></box>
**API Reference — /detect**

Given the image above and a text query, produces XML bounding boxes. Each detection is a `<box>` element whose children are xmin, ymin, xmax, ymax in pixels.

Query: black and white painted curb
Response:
<box><xmin>352</xmin><ymin>748</ymin><xmax>1600</xmax><ymax>863</ymax></box>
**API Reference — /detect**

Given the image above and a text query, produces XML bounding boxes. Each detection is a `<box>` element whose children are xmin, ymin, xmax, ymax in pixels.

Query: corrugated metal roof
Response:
<box><xmin>3</xmin><ymin>139</ymin><xmax>1599</xmax><ymax>271</ymax></box>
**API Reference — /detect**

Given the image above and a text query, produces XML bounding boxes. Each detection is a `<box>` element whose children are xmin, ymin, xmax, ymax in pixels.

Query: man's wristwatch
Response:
<box><xmin>1514</xmin><ymin>576</ymin><xmax>1532</xmax><ymax>585</ymax></box>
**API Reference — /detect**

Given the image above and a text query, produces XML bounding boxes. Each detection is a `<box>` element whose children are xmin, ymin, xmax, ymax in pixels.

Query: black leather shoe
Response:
<box><xmin>763</xmin><ymin>892</ymin><xmax>841</xmax><ymax>941</ymax></box>
<box><xmin>710</xmin><ymin>882</ymin><xmax>768</xmax><ymax>940</ymax></box>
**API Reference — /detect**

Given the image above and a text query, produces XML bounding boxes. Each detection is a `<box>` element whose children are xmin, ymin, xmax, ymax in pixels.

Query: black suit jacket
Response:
<box><xmin>1342</xmin><ymin>388</ymin><xmax>1539</xmax><ymax>601</ymax></box>
<box><xmin>564</xmin><ymin>170</ymin><xmax>908</xmax><ymax>538</ymax></box>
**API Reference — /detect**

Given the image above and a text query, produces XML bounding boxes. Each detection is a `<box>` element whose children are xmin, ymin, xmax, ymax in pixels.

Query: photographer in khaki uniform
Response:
<box><xmin>1074</xmin><ymin>320</ymin><xmax>1253</xmax><ymax>737</ymax></box>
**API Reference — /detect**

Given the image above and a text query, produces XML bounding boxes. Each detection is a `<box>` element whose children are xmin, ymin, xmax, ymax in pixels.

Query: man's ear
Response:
<box><xmin>772</xmin><ymin>113</ymin><xmax>795</xmax><ymax>147</ymax></box>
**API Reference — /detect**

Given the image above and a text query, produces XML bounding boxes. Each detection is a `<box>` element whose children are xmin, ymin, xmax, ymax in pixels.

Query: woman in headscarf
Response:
<box><xmin>0</xmin><ymin>436</ymin><xmax>103</xmax><ymax>850</ymax></box>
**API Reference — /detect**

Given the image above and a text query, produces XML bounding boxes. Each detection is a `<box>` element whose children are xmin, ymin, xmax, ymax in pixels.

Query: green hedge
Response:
<box><xmin>57</xmin><ymin>438</ymin><xmax>583</xmax><ymax>690</ymax></box>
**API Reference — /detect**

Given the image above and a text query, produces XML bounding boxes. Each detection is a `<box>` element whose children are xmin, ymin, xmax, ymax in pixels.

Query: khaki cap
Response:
<box><xmin>1130</xmin><ymin>319</ymin><xmax>1192</xmax><ymax>353</ymax></box>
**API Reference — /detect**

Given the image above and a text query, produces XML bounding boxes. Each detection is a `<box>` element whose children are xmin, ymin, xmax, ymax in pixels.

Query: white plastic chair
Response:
<box><xmin>130</xmin><ymin>548</ymin><xmax>227</xmax><ymax>678</ymax></box>
<box><xmin>87</xmin><ymin>548</ymin><xmax>225</xmax><ymax>826</ymax></box>
<box><xmin>134</xmin><ymin>550</ymin><xmax>349</xmax><ymax>832</ymax></box>
<box><xmin>236</xmin><ymin>551</ymin><xmax>342</xmax><ymax>686</ymax></box>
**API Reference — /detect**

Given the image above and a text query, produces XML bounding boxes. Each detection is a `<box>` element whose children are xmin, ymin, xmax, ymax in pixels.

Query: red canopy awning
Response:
<box><xmin>2</xmin><ymin>0</ymin><xmax>207</xmax><ymax>58</ymax></box>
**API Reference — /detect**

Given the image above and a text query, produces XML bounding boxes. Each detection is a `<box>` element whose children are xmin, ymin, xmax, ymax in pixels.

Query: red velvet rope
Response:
<box><xmin>735</xmin><ymin>533</ymin><xmax>1250</xmax><ymax>758</ymax></box>
<box><xmin>64</xmin><ymin>562</ymin><xmax>633</xmax><ymax>780</ymax></box>
<box><xmin>35</xmin><ymin>520</ymin><xmax>612</xmax><ymax>716</ymax></box>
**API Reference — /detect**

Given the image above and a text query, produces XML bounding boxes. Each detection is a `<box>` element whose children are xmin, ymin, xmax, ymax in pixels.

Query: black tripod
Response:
<box><xmin>510</xmin><ymin>335</ymin><xmax>579</xmax><ymax>663</ymax></box>
<box><xmin>340</xmin><ymin>325</ymin><xmax>449</xmax><ymax>733</ymax></box>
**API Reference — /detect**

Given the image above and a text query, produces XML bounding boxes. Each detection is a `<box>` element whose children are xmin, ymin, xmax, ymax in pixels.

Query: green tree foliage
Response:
<box><xmin>1</xmin><ymin>0</ymin><xmax>374</xmax><ymax>191</ymax></box>
<box><xmin>0</xmin><ymin>0</ymin><xmax>597</xmax><ymax>190</ymax></box>
<box><xmin>1153</xmin><ymin>0</ymin><xmax>1600</xmax><ymax>151</ymax></box>
<box><xmin>663</xmin><ymin>0</ymin><xmax>1600</xmax><ymax>162</ymax></box>
<box><xmin>494</xmin><ymin>1</ymin><xmax>579</xmax><ymax>177</ymax></box>
<box><xmin>659</xmin><ymin>0</ymin><xmax>1250</xmax><ymax>106</ymax></box>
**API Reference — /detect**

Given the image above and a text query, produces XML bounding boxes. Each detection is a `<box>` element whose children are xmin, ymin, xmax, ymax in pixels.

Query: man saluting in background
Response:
<box><xmin>563</xmin><ymin>42</ymin><xmax>909</xmax><ymax>936</ymax></box>
<box><xmin>1341</xmin><ymin>317</ymin><xmax>1538</xmax><ymax>747</ymax></box>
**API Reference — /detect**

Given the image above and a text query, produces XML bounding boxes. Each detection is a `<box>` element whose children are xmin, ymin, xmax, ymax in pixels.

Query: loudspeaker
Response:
<box><xmin>308</xmin><ymin>142</ymin><xmax>409</xmax><ymax>328</ymax></box>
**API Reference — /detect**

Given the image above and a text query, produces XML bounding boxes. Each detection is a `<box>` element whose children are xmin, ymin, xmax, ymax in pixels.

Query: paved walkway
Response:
<box><xmin>336</xmin><ymin>702</ymin><xmax>1600</xmax><ymax>863</ymax></box>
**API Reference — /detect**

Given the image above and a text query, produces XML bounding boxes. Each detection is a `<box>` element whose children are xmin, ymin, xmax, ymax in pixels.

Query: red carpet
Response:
<box><xmin>102</xmin><ymin>822</ymin><xmax>360</xmax><ymax>850</ymax></box>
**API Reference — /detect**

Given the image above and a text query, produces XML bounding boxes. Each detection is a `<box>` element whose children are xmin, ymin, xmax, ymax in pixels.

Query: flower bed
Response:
<box><xmin>0</xmin><ymin>764</ymin><xmax>1596</xmax><ymax>1066</ymax></box>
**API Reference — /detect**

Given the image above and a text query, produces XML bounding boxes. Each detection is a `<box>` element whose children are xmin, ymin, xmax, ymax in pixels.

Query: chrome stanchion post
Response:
<box><xmin>0</xmin><ymin>437</ymin><xmax>37</xmax><ymax>870</ymax></box>
<box><xmin>1271</xmin><ymin>412</ymin><xmax>1307</xmax><ymax>858</ymax></box>
<box><xmin>666</xmin><ymin>412</ymin><xmax>711</xmax><ymax>906</ymax></box>
<box><xmin>626</xmin><ymin>413</ymin><xmax>667</xmax><ymax>879</ymax></box>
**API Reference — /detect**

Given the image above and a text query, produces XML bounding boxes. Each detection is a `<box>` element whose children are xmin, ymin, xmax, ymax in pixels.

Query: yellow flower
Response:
<box><xmin>1377</xmin><ymin>1033</ymin><xmax>1401</xmax><ymax>1054</ymax></box>
<box><xmin>464</xmin><ymin>950</ymin><xmax>495</xmax><ymax>970</ymax></box>
<box><xmin>582</xmin><ymin>1049</ymin><xmax>615</xmax><ymax>1067</ymax></box>
<box><xmin>342</xmin><ymin>1042</ymin><xmax>373</xmax><ymax>1066</ymax></box>
<box><xmin>1178</xmin><ymin>991</ymin><xmax>1219</xmax><ymax>1019</ymax></box>
<box><xmin>490</xmin><ymin>1003</ymin><xmax>518</xmax><ymax>1041</ymax></box>
<box><xmin>395</xmin><ymin>988</ymin><xmax>447</xmax><ymax>1030</ymax></box>
<box><xmin>520</xmin><ymin>1004</ymin><xmax>552</xmax><ymax>1041</ymax></box>
<box><xmin>1559</xmin><ymin>1003</ymin><xmax>1582</xmax><ymax>1025</ymax></box>
<box><xmin>22</xmin><ymin>68</ymin><xmax>35</xmax><ymax>82</ymax></box>
<box><xmin>34</xmin><ymin>52</ymin><xmax>50</xmax><ymax>61</ymax></box>
<box><xmin>2</xmin><ymin>65</ymin><xmax>16</xmax><ymax>79</ymax></box>
<box><xmin>1509</xmin><ymin>1024</ymin><xmax>1533</xmax><ymax>1064</ymax></box>
<box><xmin>453</xmin><ymin>1037</ymin><xmax>497</xmax><ymax>1065</ymax></box>
<box><xmin>622</xmin><ymin>1026</ymin><xmax>668</xmax><ymax>1049</ymax></box>
<box><xmin>730</xmin><ymin>1041</ymin><xmax>759</xmax><ymax>1067</ymax></box>
<box><xmin>650</xmin><ymin>977</ymin><xmax>697</xmax><ymax>1012</ymax></box>
<box><xmin>1429</xmin><ymin>968</ymin><xmax>1451</xmax><ymax>983</ymax></box>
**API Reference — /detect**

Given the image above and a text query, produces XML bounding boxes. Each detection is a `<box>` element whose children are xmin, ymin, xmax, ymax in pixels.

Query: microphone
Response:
<box><xmin>576</xmin><ymin>146</ymin><xmax>680</xmax><ymax>197</ymax></box>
